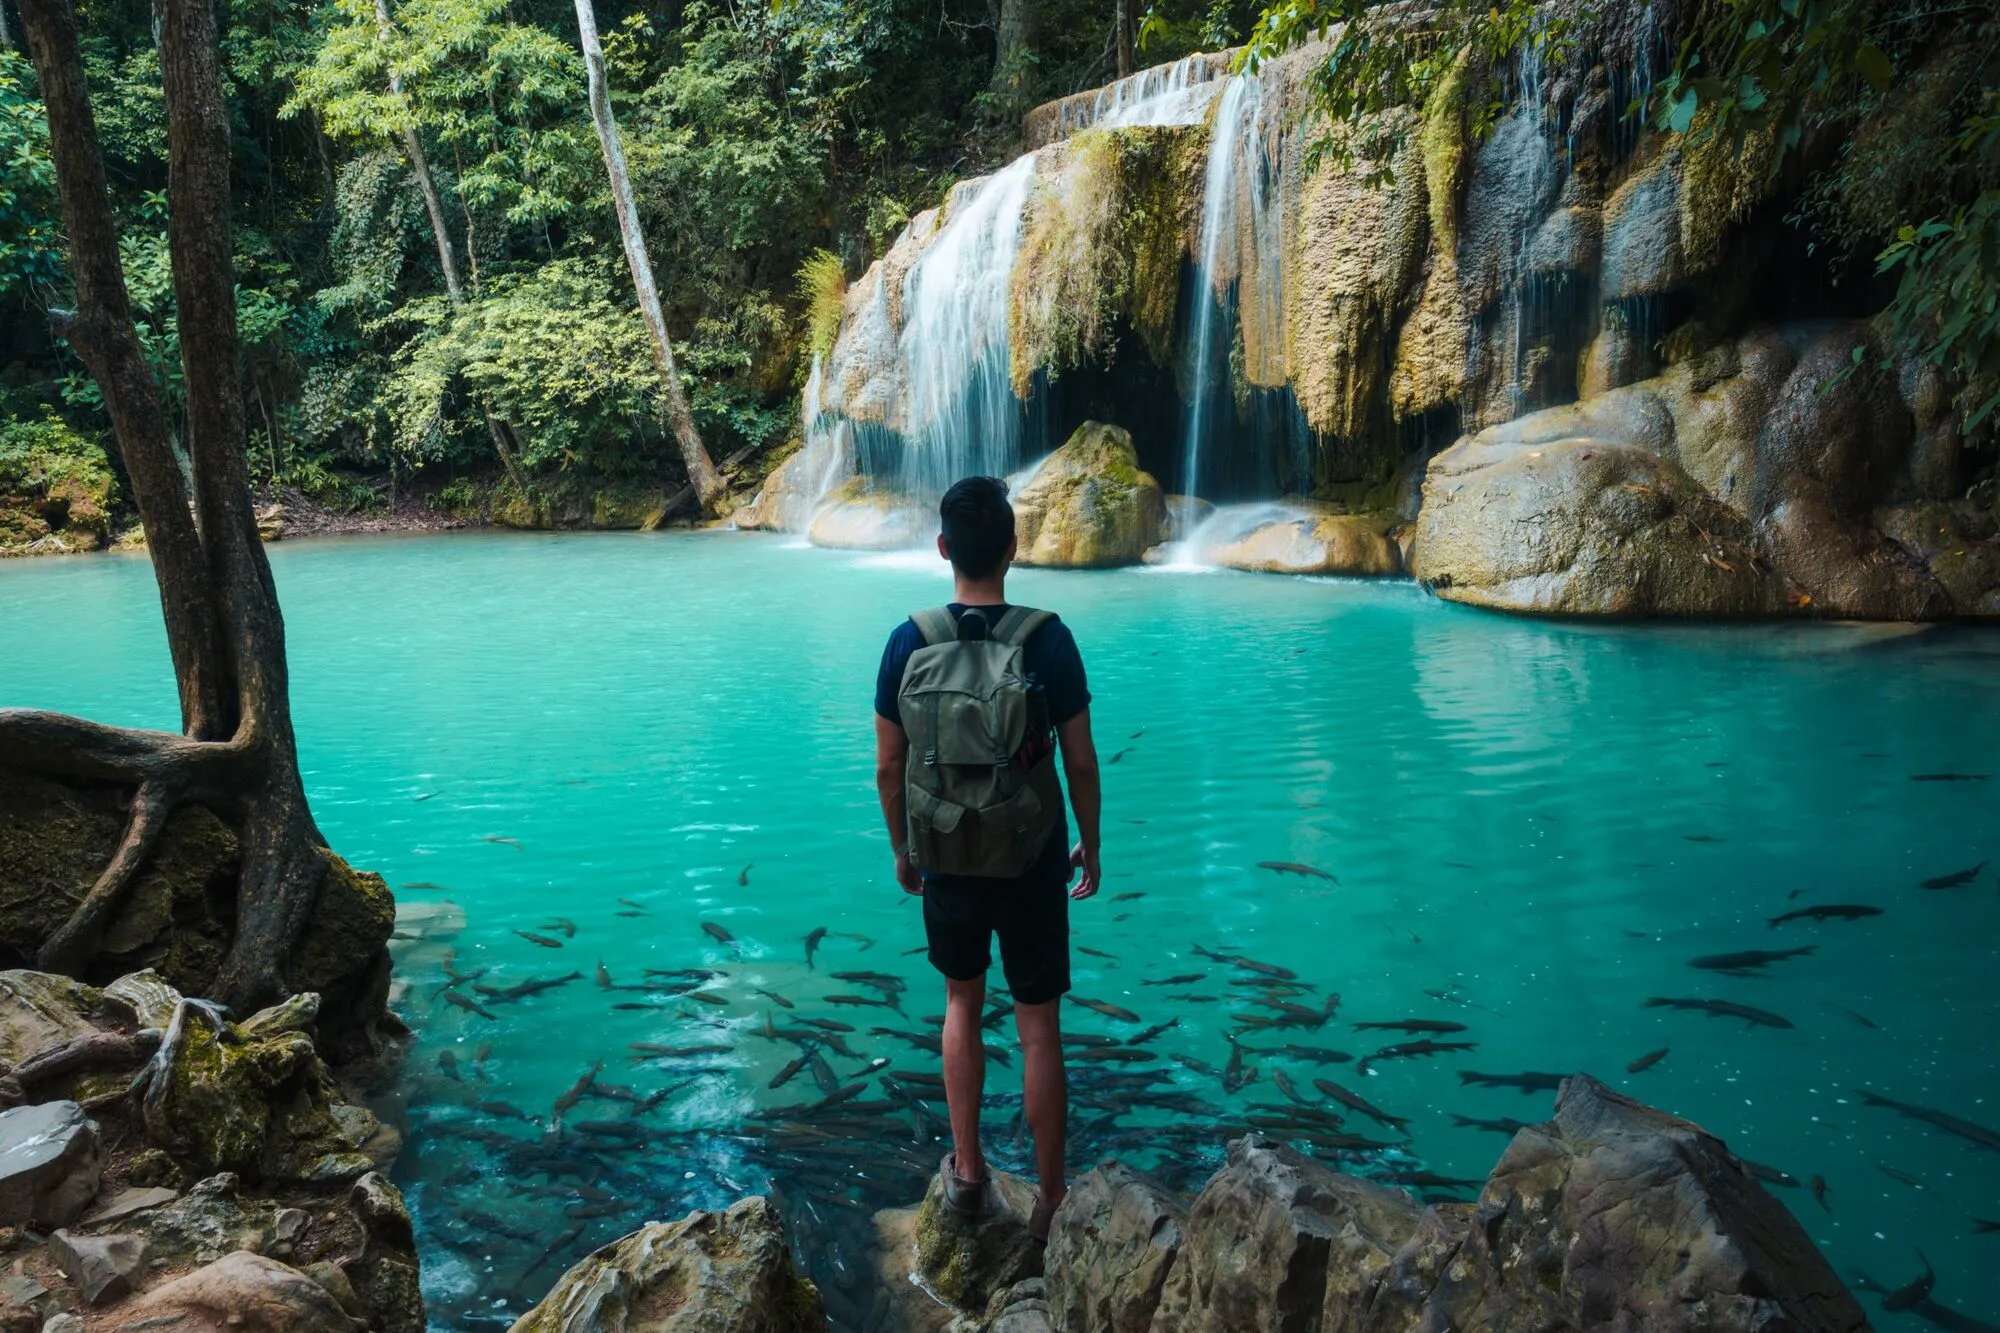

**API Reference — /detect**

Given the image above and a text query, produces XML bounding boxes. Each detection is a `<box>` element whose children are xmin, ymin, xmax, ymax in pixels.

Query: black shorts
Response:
<box><xmin>922</xmin><ymin>834</ymin><xmax>1071</xmax><ymax>1005</ymax></box>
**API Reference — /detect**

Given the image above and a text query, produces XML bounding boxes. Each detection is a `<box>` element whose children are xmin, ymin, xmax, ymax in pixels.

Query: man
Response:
<box><xmin>873</xmin><ymin>475</ymin><xmax>1101</xmax><ymax>1241</ymax></box>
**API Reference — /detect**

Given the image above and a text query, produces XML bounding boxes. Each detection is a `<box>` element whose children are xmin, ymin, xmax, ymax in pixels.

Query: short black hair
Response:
<box><xmin>939</xmin><ymin>476</ymin><xmax>1015</xmax><ymax>579</ymax></box>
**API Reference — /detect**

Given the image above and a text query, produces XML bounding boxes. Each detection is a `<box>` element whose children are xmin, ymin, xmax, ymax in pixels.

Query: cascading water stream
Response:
<box><xmin>894</xmin><ymin>155</ymin><xmax>1039</xmax><ymax>498</ymax></box>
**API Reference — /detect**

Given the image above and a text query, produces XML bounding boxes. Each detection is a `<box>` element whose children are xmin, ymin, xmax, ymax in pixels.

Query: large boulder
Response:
<box><xmin>1065</xmin><ymin>1078</ymin><xmax>1868</xmax><ymax>1332</ymax></box>
<box><xmin>0</xmin><ymin>1100</ymin><xmax>102</xmax><ymax>1228</ymax></box>
<box><xmin>508</xmin><ymin>1196</ymin><xmax>823</xmax><ymax>1332</ymax></box>
<box><xmin>1200</xmin><ymin>504</ymin><xmax>1402</xmax><ymax>577</ymax></box>
<box><xmin>1411</xmin><ymin>430</ymin><xmax>1785</xmax><ymax>616</ymax></box>
<box><xmin>1012</xmin><ymin>422</ymin><xmax>1165</xmax><ymax>568</ymax></box>
<box><xmin>806</xmin><ymin>478</ymin><xmax>933</xmax><ymax>550</ymax></box>
<box><xmin>117</xmin><ymin>1250</ymin><xmax>357</xmax><ymax>1333</ymax></box>
<box><xmin>1043</xmin><ymin>1162</ymin><xmax>1186</xmax><ymax>1333</ymax></box>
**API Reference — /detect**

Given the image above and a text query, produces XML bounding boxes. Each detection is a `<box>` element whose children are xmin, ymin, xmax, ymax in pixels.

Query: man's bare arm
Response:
<box><xmin>1057</xmin><ymin>706</ymin><xmax>1101</xmax><ymax>900</ymax></box>
<box><xmin>875</xmin><ymin>714</ymin><xmax>920</xmax><ymax>894</ymax></box>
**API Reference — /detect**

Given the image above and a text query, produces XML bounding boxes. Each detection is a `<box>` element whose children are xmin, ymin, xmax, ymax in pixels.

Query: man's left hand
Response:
<box><xmin>894</xmin><ymin>849</ymin><xmax>922</xmax><ymax>896</ymax></box>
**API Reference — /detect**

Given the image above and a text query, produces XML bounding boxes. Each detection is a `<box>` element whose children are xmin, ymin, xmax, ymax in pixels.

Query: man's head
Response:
<box><xmin>937</xmin><ymin>476</ymin><xmax>1017</xmax><ymax>581</ymax></box>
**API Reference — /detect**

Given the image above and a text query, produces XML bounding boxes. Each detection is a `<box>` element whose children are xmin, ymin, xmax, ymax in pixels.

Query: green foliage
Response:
<box><xmin>1238</xmin><ymin>0</ymin><xmax>1560</xmax><ymax>179</ymax></box>
<box><xmin>0</xmin><ymin>415</ymin><xmax>114</xmax><ymax>501</ymax></box>
<box><xmin>380</xmin><ymin>259</ymin><xmax>667</xmax><ymax>471</ymax></box>
<box><xmin>797</xmin><ymin>250</ymin><xmax>847</xmax><ymax>360</ymax></box>
<box><xmin>0</xmin><ymin>52</ymin><xmax>62</xmax><ymax>301</ymax></box>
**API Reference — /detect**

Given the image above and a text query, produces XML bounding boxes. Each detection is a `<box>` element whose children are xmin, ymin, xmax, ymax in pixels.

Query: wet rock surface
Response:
<box><xmin>508</xmin><ymin>1195</ymin><xmax>824</xmax><ymax>1332</ymax></box>
<box><xmin>1200</xmin><ymin>505</ymin><xmax>1403</xmax><ymax>577</ymax></box>
<box><xmin>1012</xmin><ymin>422</ymin><xmax>1165</xmax><ymax>568</ymax></box>
<box><xmin>0</xmin><ymin>1101</ymin><xmax>101</xmax><ymax>1228</ymax></box>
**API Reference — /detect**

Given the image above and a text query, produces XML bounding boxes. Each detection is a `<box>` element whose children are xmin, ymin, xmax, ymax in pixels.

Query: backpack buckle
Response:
<box><xmin>923</xmin><ymin>748</ymin><xmax>937</xmax><ymax>766</ymax></box>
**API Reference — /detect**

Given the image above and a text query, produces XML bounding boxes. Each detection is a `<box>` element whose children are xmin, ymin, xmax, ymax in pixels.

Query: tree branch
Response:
<box><xmin>37</xmin><ymin>780</ymin><xmax>178</xmax><ymax>974</ymax></box>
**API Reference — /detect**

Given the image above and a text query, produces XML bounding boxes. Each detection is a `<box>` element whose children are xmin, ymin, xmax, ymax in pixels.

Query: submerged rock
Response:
<box><xmin>510</xmin><ymin>1195</ymin><xmax>823</xmax><ymax>1332</ymax></box>
<box><xmin>1048</xmin><ymin>1076</ymin><xmax>1869</xmax><ymax>1333</ymax></box>
<box><xmin>1012</xmin><ymin>422</ymin><xmax>1165</xmax><ymax>568</ymax></box>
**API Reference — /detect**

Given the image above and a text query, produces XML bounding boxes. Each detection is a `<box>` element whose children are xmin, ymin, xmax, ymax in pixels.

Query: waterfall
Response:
<box><xmin>797</xmin><ymin>355</ymin><xmax>852</xmax><ymax>511</ymax></box>
<box><xmin>1179</xmin><ymin>74</ymin><xmax>1282</xmax><ymax>528</ymax></box>
<box><xmin>1090</xmin><ymin>54</ymin><xmax>1219</xmax><ymax>130</ymax></box>
<box><xmin>894</xmin><ymin>155</ymin><xmax>1039</xmax><ymax>499</ymax></box>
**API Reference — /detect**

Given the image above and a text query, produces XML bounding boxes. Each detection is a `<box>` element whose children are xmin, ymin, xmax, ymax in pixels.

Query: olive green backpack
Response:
<box><xmin>898</xmin><ymin>605</ymin><xmax>1063</xmax><ymax>878</ymax></box>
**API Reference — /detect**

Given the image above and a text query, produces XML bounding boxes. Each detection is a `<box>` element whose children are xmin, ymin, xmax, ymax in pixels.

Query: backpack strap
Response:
<box><xmin>909</xmin><ymin>607</ymin><xmax>958</xmax><ymax>647</ymax></box>
<box><xmin>991</xmin><ymin>606</ymin><xmax>1054</xmax><ymax>647</ymax></box>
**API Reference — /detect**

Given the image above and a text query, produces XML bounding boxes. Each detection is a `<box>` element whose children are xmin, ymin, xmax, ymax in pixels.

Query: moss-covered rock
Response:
<box><xmin>0</xmin><ymin>418</ymin><xmax>118</xmax><ymax>557</ymax></box>
<box><xmin>490</xmin><ymin>473</ymin><xmax>688</xmax><ymax>531</ymax></box>
<box><xmin>911</xmin><ymin>1167</ymin><xmax>1043</xmax><ymax>1312</ymax></box>
<box><xmin>0</xmin><ymin>769</ymin><xmax>395</xmax><ymax>1066</ymax></box>
<box><xmin>1013</xmin><ymin>422</ymin><xmax>1165</xmax><ymax>567</ymax></box>
<box><xmin>509</xmin><ymin>1196</ymin><xmax>822</xmax><ymax>1332</ymax></box>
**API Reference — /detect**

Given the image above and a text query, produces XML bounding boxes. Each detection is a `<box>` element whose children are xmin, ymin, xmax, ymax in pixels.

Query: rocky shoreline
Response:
<box><xmin>511</xmin><ymin>1074</ymin><xmax>1879</xmax><ymax>1332</ymax></box>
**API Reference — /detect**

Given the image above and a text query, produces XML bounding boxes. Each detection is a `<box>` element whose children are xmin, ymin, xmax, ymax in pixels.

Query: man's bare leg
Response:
<box><xmin>1015</xmin><ymin>997</ymin><xmax>1067</xmax><ymax>1207</ymax></box>
<box><xmin>943</xmin><ymin>974</ymin><xmax>988</xmax><ymax>1182</ymax></box>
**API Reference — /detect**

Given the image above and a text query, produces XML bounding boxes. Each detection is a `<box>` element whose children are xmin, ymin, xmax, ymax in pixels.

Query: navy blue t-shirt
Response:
<box><xmin>876</xmin><ymin>604</ymin><xmax>1089</xmax><ymax>884</ymax></box>
<box><xmin>873</xmin><ymin>604</ymin><xmax>1090</xmax><ymax>729</ymax></box>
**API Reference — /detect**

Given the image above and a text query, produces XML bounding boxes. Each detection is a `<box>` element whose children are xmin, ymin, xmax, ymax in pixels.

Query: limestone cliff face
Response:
<box><xmin>753</xmin><ymin>3</ymin><xmax>1998</xmax><ymax>616</ymax></box>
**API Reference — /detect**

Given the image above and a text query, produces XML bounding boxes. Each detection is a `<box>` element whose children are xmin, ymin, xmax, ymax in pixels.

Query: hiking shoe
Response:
<box><xmin>1028</xmin><ymin>1192</ymin><xmax>1060</xmax><ymax>1244</ymax></box>
<box><xmin>940</xmin><ymin>1153</ymin><xmax>985</xmax><ymax>1219</ymax></box>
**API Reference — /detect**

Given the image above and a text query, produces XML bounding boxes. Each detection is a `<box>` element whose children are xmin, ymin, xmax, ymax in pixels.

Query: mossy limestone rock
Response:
<box><xmin>118</xmin><ymin>1250</ymin><xmax>355</xmax><ymax>1333</ymax></box>
<box><xmin>1043</xmin><ymin>1162</ymin><xmax>1186</xmax><ymax>1333</ymax></box>
<box><xmin>509</xmin><ymin>1196</ymin><xmax>823</xmax><ymax>1332</ymax></box>
<box><xmin>152</xmin><ymin>1006</ymin><xmax>357</xmax><ymax>1184</ymax></box>
<box><xmin>1203</xmin><ymin>505</ymin><xmax>1402</xmax><ymax>577</ymax></box>
<box><xmin>1012</xmin><ymin>422</ymin><xmax>1163</xmax><ymax>568</ymax></box>
<box><xmin>912</xmin><ymin>1167</ymin><xmax>1043</xmax><ymax>1311</ymax></box>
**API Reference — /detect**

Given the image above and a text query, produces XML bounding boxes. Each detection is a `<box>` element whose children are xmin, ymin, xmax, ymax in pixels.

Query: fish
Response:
<box><xmin>1247</xmin><ymin>1044</ymin><xmax>1353</xmax><ymax>1064</ymax></box>
<box><xmin>1643</xmin><ymin>997</ymin><xmax>1794</xmax><ymax>1029</ymax></box>
<box><xmin>701</xmin><ymin>922</ymin><xmax>735</xmax><ymax>946</ymax></box>
<box><xmin>1357</xmin><ymin>1039</ymin><xmax>1475</xmax><ymax>1073</ymax></box>
<box><xmin>834</xmin><ymin>932</ymin><xmax>876</xmax><ymax>950</ymax></box>
<box><xmin>1271</xmin><ymin>1068</ymin><xmax>1311</xmax><ymax>1104</ymax></box>
<box><xmin>413</xmin><ymin>791</ymin><xmax>437</xmax><ymax>802</ymax></box>
<box><xmin>437</xmin><ymin>1051</ymin><xmax>461</xmax><ymax>1081</ymax></box>
<box><xmin>614</xmin><ymin>910</ymin><xmax>646</xmax><ymax>918</ymax></box>
<box><xmin>1811</xmin><ymin>1174</ymin><xmax>1832</xmax><ymax>1213</ymax></box>
<box><xmin>1882</xmin><ymin>1252</ymin><xmax>1936</xmax><ymax>1313</ymax></box>
<box><xmin>1826</xmin><ymin>1003</ymin><xmax>1878</xmax><ymax>1028</ymax></box>
<box><xmin>1170</xmin><ymin>1054</ymin><xmax>1221</xmax><ymax>1077</ymax></box>
<box><xmin>738</xmin><ymin>864</ymin><xmax>753</xmax><ymax>886</ymax></box>
<box><xmin>1910</xmin><ymin>773</ymin><xmax>1989</xmax><ymax>782</ymax></box>
<box><xmin>1168</xmin><ymin>994</ymin><xmax>1220</xmax><ymax>1003</ymax></box>
<box><xmin>806</xmin><ymin>1082</ymin><xmax>868</xmax><ymax>1113</ymax></box>
<box><xmin>1920</xmin><ymin>861</ymin><xmax>1987</xmax><ymax>889</ymax></box>
<box><xmin>1075</xmin><ymin>1047</ymin><xmax>1157</xmax><ymax>1063</ymax></box>
<box><xmin>473</xmin><ymin>1042</ymin><xmax>490</xmax><ymax>1066</ymax></box>
<box><xmin>1107</xmin><ymin>747</ymin><xmax>1132</xmax><ymax>764</ymax></box>
<box><xmin>826</xmin><ymin>994</ymin><xmax>899</xmax><ymax>1011</ymax></box>
<box><xmin>1626</xmin><ymin>1047</ymin><xmax>1669</xmax><ymax>1073</ymax></box>
<box><xmin>1142</xmin><ymin>974</ymin><xmax>1206</xmax><ymax>987</ymax></box>
<box><xmin>629</xmin><ymin>1043</ymin><xmax>731</xmax><ymax>1058</ymax></box>
<box><xmin>1222</xmin><ymin>1039</ymin><xmax>1257</xmax><ymax>1094</ymax></box>
<box><xmin>684</xmin><ymin>991</ymin><xmax>728</xmax><ymax>1006</ymax></box>
<box><xmin>1739</xmin><ymin>1158</ymin><xmax>1799</xmax><ymax>1188</ymax></box>
<box><xmin>516</xmin><ymin>931</ymin><xmax>565</xmax><ymax>948</ymax></box>
<box><xmin>1256</xmin><ymin>861</ymin><xmax>1338</xmax><ymax>882</ymax></box>
<box><xmin>482</xmin><ymin>835</ymin><xmax>523</xmax><ymax>849</ymax></box>
<box><xmin>1064</xmin><ymin>1033</ymin><xmax>1121</xmax><ymax>1048</ymax></box>
<box><xmin>804</xmin><ymin>927</ymin><xmax>828</xmax><ymax>969</ymax></box>
<box><xmin>551</xmin><ymin>1061</ymin><xmax>603</xmax><ymax>1124</ymax></box>
<box><xmin>1079</xmin><ymin>947</ymin><xmax>1117</xmax><ymax>960</ymax></box>
<box><xmin>1451</xmin><ymin>1113</ymin><xmax>1530</xmax><ymax>1135</ymax></box>
<box><xmin>1683</xmin><ymin>834</ymin><xmax>1724</xmax><ymax>843</ymax></box>
<box><xmin>1067</xmin><ymin>996</ymin><xmax>1142</xmax><ymax>1023</ymax></box>
<box><xmin>830</xmin><ymin>970</ymin><xmax>907</xmax><ymax>990</ymax></box>
<box><xmin>1313</xmin><ymin>1078</ymin><xmax>1409</xmax><ymax>1130</ymax></box>
<box><xmin>902</xmin><ymin>945</ymin><xmax>928</xmax><ymax>956</ymax></box>
<box><xmin>1112</xmin><ymin>892</ymin><xmax>1145</xmax><ymax>902</ymax></box>
<box><xmin>540</xmin><ymin>919</ymin><xmax>577</xmax><ymax>938</ymax></box>
<box><xmin>1458</xmin><ymin>1070</ymin><xmax>1567</xmax><ymax>1094</ymax></box>
<box><xmin>1191</xmin><ymin>945</ymin><xmax>1297</xmax><ymax>980</ymax></box>
<box><xmin>1768</xmin><ymin>904</ymin><xmax>1882</xmax><ymax>926</ymax></box>
<box><xmin>809</xmin><ymin>1051</ymin><xmax>841</xmax><ymax>1097</ymax></box>
<box><xmin>1854</xmin><ymin>1089</ymin><xmax>2000</xmax><ymax>1152</ymax></box>
<box><xmin>401</xmin><ymin>881</ymin><xmax>447</xmax><ymax>890</ymax></box>
<box><xmin>444</xmin><ymin>992</ymin><xmax>496</xmax><ymax>1020</ymax></box>
<box><xmin>617</xmin><ymin>898</ymin><xmax>646</xmax><ymax>910</ymax></box>
<box><xmin>1975</xmin><ymin>1219</ymin><xmax>2000</xmax><ymax>1234</ymax></box>
<box><xmin>754</xmin><ymin>988</ymin><xmax>794</xmax><ymax>1010</ymax></box>
<box><xmin>1126</xmin><ymin>1019</ymin><xmax>1179</xmax><ymax>1046</ymax></box>
<box><xmin>1687</xmin><ymin>947</ymin><xmax>1814</xmax><ymax>972</ymax></box>
<box><xmin>1354</xmin><ymin>1019</ymin><xmax>1467</xmax><ymax>1035</ymax></box>
<box><xmin>1877</xmin><ymin>1164</ymin><xmax>1926</xmax><ymax>1190</ymax></box>
<box><xmin>595</xmin><ymin>961</ymin><xmax>612</xmax><ymax>990</ymax></box>
<box><xmin>798</xmin><ymin>1018</ymin><xmax>854</xmax><ymax>1033</ymax></box>
<box><xmin>849</xmin><ymin>1057</ymin><xmax>890</xmax><ymax>1076</ymax></box>
<box><xmin>476</xmin><ymin>971</ymin><xmax>583</xmax><ymax>1001</ymax></box>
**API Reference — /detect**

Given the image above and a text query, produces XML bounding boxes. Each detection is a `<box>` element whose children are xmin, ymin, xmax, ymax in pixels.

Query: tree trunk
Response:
<box><xmin>374</xmin><ymin>0</ymin><xmax>462</xmax><ymax>303</ymax></box>
<box><xmin>9</xmin><ymin>0</ymin><xmax>336</xmax><ymax>1016</ymax></box>
<box><xmin>573</xmin><ymin>0</ymin><xmax>724</xmax><ymax>513</ymax></box>
<box><xmin>989</xmin><ymin>0</ymin><xmax>1040</xmax><ymax>117</ymax></box>
<box><xmin>1115</xmin><ymin>0</ymin><xmax>1135</xmax><ymax>79</ymax></box>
